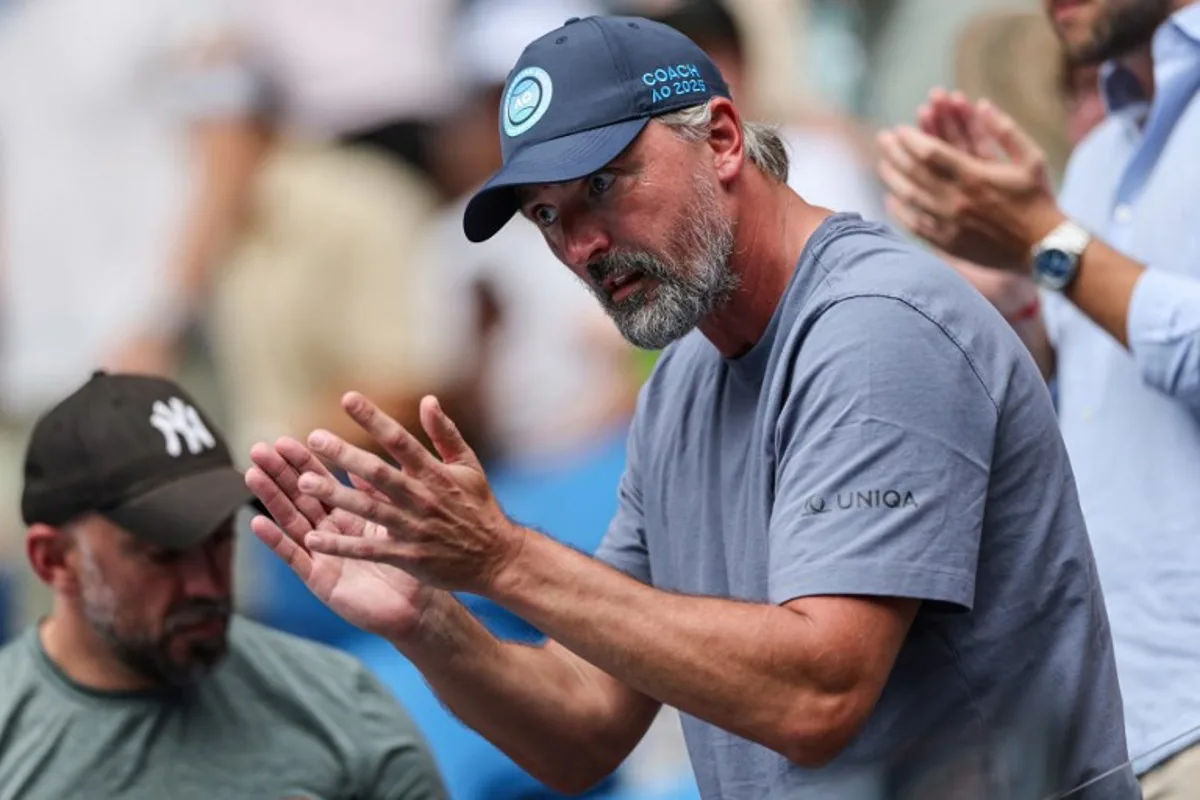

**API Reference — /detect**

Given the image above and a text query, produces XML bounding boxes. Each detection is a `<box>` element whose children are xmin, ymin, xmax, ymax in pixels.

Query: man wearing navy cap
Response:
<box><xmin>248</xmin><ymin>15</ymin><xmax>1138</xmax><ymax>798</ymax></box>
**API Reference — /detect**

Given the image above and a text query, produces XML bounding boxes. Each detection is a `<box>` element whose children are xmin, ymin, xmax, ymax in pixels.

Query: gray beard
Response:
<box><xmin>586</xmin><ymin>173</ymin><xmax>738</xmax><ymax>350</ymax></box>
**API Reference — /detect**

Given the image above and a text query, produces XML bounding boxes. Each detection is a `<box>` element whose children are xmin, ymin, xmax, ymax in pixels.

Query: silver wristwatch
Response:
<box><xmin>1030</xmin><ymin>219</ymin><xmax>1092</xmax><ymax>292</ymax></box>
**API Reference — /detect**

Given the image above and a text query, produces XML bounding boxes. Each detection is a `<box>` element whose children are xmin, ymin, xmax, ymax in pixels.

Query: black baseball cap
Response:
<box><xmin>21</xmin><ymin>371</ymin><xmax>257</xmax><ymax>549</ymax></box>
<box><xmin>462</xmin><ymin>14</ymin><xmax>731</xmax><ymax>243</ymax></box>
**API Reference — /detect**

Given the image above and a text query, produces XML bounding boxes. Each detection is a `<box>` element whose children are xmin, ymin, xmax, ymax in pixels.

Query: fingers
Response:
<box><xmin>245</xmin><ymin>462</ymin><xmax>317</xmax><ymax>544</ymax></box>
<box><xmin>341</xmin><ymin>392</ymin><xmax>437</xmax><ymax>475</ymax></box>
<box><xmin>917</xmin><ymin>102</ymin><xmax>937</xmax><ymax>137</ymax></box>
<box><xmin>307</xmin><ymin>428</ymin><xmax>426</xmax><ymax>511</ymax></box>
<box><xmin>248</xmin><ymin>440</ymin><xmax>327</xmax><ymax>531</ymax></box>
<box><xmin>248</xmin><ymin>512</ymin><xmax>314</xmax><ymax>581</ymax></box>
<box><xmin>940</xmin><ymin>91</ymin><xmax>975</xmax><ymax>156</ymax></box>
<box><xmin>877</xmin><ymin>129</ymin><xmax>940</xmax><ymax>193</ymax></box>
<box><xmin>306</xmin><ymin>530</ymin><xmax>417</xmax><ymax>567</ymax></box>
<box><xmin>420</xmin><ymin>396</ymin><xmax>482</xmax><ymax>469</ymax></box>
<box><xmin>893</xmin><ymin>126</ymin><xmax>970</xmax><ymax>182</ymax></box>
<box><xmin>977</xmin><ymin>99</ymin><xmax>1041</xmax><ymax>164</ymax></box>
<box><xmin>297</xmin><ymin>471</ymin><xmax>411</xmax><ymax>532</ymax></box>
<box><xmin>885</xmin><ymin>195</ymin><xmax>954</xmax><ymax>251</ymax></box>
<box><xmin>878</xmin><ymin>157</ymin><xmax>949</xmax><ymax>222</ymax></box>
<box><xmin>349</xmin><ymin>472</ymin><xmax>394</xmax><ymax>504</ymax></box>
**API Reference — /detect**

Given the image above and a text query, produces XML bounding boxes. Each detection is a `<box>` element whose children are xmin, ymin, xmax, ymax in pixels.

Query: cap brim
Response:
<box><xmin>104</xmin><ymin>466</ymin><xmax>261</xmax><ymax>550</ymax></box>
<box><xmin>463</xmin><ymin>117</ymin><xmax>651</xmax><ymax>243</ymax></box>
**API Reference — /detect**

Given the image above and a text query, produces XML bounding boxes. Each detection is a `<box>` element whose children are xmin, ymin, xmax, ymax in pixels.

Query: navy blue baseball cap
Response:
<box><xmin>462</xmin><ymin>15</ymin><xmax>731</xmax><ymax>243</ymax></box>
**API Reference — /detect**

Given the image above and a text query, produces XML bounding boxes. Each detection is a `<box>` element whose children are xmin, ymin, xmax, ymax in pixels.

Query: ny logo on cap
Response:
<box><xmin>149</xmin><ymin>397</ymin><xmax>216</xmax><ymax>457</ymax></box>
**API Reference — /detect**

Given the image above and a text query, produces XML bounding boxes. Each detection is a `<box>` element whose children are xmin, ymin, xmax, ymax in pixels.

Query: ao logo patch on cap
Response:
<box><xmin>503</xmin><ymin>67</ymin><xmax>553</xmax><ymax>137</ymax></box>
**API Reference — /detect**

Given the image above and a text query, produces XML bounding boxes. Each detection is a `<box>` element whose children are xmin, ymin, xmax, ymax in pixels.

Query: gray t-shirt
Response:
<box><xmin>597</xmin><ymin>214</ymin><xmax>1137</xmax><ymax>799</ymax></box>
<box><xmin>0</xmin><ymin>616</ymin><xmax>446</xmax><ymax>800</ymax></box>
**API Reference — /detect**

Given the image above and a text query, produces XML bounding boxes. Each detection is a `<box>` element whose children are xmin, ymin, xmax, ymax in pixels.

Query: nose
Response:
<box><xmin>176</xmin><ymin>548</ymin><xmax>227</xmax><ymax>598</ymax></box>
<box><xmin>560</xmin><ymin>213</ymin><xmax>610</xmax><ymax>273</ymax></box>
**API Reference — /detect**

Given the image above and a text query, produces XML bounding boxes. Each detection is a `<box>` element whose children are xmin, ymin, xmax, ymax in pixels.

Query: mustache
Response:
<box><xmin>163</xmin><ymin>599</ymin><xmax>231</xmax><ymax>635</ymax></box>
<box><xmin>587</xmin><ymin>251</ymin><xmax>671</xmax><ymax>286</ymax></box>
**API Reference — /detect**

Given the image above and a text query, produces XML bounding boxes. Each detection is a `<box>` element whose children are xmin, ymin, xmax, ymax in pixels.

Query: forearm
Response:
<box><xmin>490</xmin><ymin>532</ymin><xmax>864</xmax><ymax>766</ymax></box>
<box><xmin>397</xmin><ymin>590</ymin><xmax>649</xmax><ymax>791</ymax></box>
<box><xmin>169</xmin><ymin>119</ymin><xmax>269</xmax><ymax>319</ymax></box>
<box><xmin>1066</xmin><ymin>237</ymin><xmax>1200</xmax><ymax>408</ymax></box>
<box><xmin>1063</xmin><ymin>237</ymin><xmax>1143</xmax><ymax>349</ymax></box>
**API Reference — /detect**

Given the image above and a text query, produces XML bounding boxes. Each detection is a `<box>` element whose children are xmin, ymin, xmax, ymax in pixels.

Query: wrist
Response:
<box><xmin>1018</xmin><ymin>201</ymin><xmax>1068</xmax><ymax>253</ymax></box>
<box><xmin>388</xmin><ymin>587</ymin><xmax>459</xmax><ymax>653</ymax></box>
<box><xmin>487</xmin><ymin>521</ymin><xmax>537</xmax><ymax>603</ymax></box>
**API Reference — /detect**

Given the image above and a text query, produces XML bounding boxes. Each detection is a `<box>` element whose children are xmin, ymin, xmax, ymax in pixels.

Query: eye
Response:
<box><xmin>588</xmin><ymin>171</ymin><xmax>616</xmax><ymax>196</ymax></box>
<box><xmin>532</xmin><ymin>205</ymin><xmax>559</xmax><ymax>227</ymax></box>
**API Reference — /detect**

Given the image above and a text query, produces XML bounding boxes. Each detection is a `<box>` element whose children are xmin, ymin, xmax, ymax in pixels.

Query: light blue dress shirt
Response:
<box><xmin>1046</xmin><ymin>5</ymin><xmax>1200</xmax><ymax>775</ymax></box>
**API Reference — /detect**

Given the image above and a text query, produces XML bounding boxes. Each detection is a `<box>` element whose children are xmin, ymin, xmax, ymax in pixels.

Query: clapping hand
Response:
<box><xmin>265</xmin><ymin>392</ymin><xmax>524</xmax><ymax>600</ymax></box>
<box><xmin>245</xmin><ymin>435</ymin><xmax>433</xmax><ymax>641</ymax></box>
<box><xmin>876</xmin><ymin>88</ymin><xmax>1065</xmax><ymax>270</ymax></box>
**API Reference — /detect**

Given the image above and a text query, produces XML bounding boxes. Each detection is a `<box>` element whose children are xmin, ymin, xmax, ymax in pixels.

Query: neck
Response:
<box><xmin>699</xmin><ymin>176</ymin><xmax>832</xmax><ymax>358</ymax></box>
<box><xmin>1123</xmin><ymin>0</ymin><xmax>1198</xmax><ymax>96</ymax></box>
<box><xmin>39</xmin><ymin>606</ymin><xmax>160</xmax><ymax>692</ymax></box>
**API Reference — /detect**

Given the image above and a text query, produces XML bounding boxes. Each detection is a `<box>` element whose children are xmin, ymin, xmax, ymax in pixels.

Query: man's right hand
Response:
<box><xmin>245</xmin><ymin>436</ymin><xmax>434</xmax><ymax>642</ymax></box>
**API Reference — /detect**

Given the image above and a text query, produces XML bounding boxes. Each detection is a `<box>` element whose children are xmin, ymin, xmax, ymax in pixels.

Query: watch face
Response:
<box><xmin>1037</xmin><ymin>248</ymin><xmax>1076</xmax><ymax>283</ymax></box>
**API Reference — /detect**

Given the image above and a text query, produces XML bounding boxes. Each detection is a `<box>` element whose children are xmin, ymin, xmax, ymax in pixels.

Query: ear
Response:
<box><xmin>705</xmin><ymin>97</ymin><xmax>746</xmax><ymax>185</ymax></box>
<box><xmin>27</xmin><ymin>523</ymin><xmax>80</xmax><ymax>594</ymax></box>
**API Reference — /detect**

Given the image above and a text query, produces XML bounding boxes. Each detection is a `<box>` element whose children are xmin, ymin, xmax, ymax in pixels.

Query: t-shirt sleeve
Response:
<box><xmin>768</xmin><ymin>295</ymin><xmax>997</xmax><ymax>612</ymax></box>
<box><xmin>594</xmin><ymin>406</ymin><xmax>652</xmax><ymax>585</ymax></box>
<box><xmin>352</xmin><ymin>664</ymin><xmax>448</xmax><ymax>800</ymax></box>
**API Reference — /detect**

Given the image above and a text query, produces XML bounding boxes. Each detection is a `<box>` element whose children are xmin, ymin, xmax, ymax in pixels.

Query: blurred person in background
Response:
<box><xmin>207</xmin><ymin>134</ymin><xmax>476</xmax><ymax>465</ymax></box>
<box><xmin>248</xmin><ymin>15</ymin><xmax>1135</xmax><ymax>799</ymax></box>
<box><xmin>0</xmin><ymin>372</ymin><xmax>444</xmax><ymax>800</ymax></box>
<box><xmin>909</xmin><ymin>7</ymin><xmax>1106</xmax><ymax>327</ymax></box>
<box><xmin>878</xmin><ymin>1</ymin><xmax>1200</xmax><ymax>795</ymax></box>
<box><xmin>0</xmin><ymin>0</ymin><xmax>267</xmax><ymax>635</ymax></box>
<box><xmin>417</xmin><ymin>0</ymin><xmax>644</xmax><ymax>467</ymax></box>
<box><xmin>632</xmin><ymin>0</ymin><xmax>887</xmax><ymax>223</ymax></box>
<box><xmin>210</xmin><ymin>0</ymin><xmax>488</xmax><ymax>465</ymax></box>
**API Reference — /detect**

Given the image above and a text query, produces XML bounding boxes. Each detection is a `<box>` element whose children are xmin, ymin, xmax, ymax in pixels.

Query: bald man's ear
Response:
<box><xmin>706</xmin><ymin>97</ymin><xmax>746</xmax><ymax>185</ymax></box>
<box><xmin>27</xmin><ymin>522</ymin><xmax>79</xmax><ymax>594</ymax></box>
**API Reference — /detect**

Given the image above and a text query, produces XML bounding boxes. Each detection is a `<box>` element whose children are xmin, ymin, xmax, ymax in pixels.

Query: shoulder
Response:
<box><xmin>781</xmin><ymin>221</ymin><xmax>1019</xmax><ymax>412</ymax></box>
<box><xmin>0</xmin><ymin>629</ymin><xmax>38</xmax><ymax>688</ymax></box>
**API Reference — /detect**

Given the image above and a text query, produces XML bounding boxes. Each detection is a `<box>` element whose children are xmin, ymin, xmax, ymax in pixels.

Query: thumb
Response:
<box><xmin>420</xmin><ymin>396</ymin><xmax>482</xmax><ymax>469</ymax></box>
<box><xmin>977</xmin><ymin>99</ymin><xmax>1040</xmax><ymax>165</ymax></box>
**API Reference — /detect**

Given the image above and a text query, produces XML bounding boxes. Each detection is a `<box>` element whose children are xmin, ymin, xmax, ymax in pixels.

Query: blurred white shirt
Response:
<box><xmin>0</xmin><ymin>0</ymin><xmax>259</xmax><ymax>417</ymax></box>
<box><xmin>238</xmin><ymin>0</ymin><xmax>461</xmax><ymax>137</ymax></box>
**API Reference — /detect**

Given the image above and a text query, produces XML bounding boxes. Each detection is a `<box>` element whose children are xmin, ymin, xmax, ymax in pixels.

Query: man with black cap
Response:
<box><xmin>0</xmin><ymin>371</ymin><xmax>446</xmax><ymax>800</ymax></box>
<box><xmin>248</xmin><ymin>14</ymin><xmax>1137</xmax><ymax>800</ymax></box>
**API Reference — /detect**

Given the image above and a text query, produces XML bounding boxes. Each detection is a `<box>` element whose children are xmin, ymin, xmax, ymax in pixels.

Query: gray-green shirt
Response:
<box><xmin>0</xmin><ymin>617</ymin><xmax>446</xmax><ymax>800</ymax></box>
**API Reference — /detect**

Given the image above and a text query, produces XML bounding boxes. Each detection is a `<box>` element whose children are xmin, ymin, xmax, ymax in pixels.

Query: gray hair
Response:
<box><xmin>656</xmin><ymin>101</ymin><xmax>790</xmax><ymax>183</ymax></box>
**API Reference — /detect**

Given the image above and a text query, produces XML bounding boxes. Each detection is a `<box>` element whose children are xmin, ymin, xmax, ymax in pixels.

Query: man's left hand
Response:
<box><xmin>294</xmin><ymin>391</ymin><xmax>526</xmax><ymax>596</ymax></box>
<box><xmin>877</xmin><ymin>99</ymin><xmax>1066</xmax><ymax>271</ymax></box>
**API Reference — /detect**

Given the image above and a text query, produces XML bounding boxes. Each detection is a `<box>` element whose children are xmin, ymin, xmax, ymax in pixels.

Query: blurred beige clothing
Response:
<box><xmin>1142</xmin><ymin>743</ymin><xmax>1200</xmax><ymax>800</ymax></box>
<box><xmin>210</xmin><ymin>140</ymin><xmax>452</xmax><ymax>456</ymax></box>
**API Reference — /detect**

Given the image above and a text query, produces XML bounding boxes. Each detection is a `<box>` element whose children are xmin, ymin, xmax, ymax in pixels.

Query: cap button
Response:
<box><xmin>564</xmin><ymin>16</ymin><xmax>581</xmax><ymax>24</ymax></box>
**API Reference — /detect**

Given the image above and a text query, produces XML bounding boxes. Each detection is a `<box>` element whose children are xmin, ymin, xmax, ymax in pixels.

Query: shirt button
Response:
<box><xmin>1082</xmin><ymin>408</ymin><xmax>1094</xmax><ymax>422</ymax></box>
<box><xmin>1114</xmin><ymin>204</ymin><xmax>1134</xmax><ymax>224</ymax></box>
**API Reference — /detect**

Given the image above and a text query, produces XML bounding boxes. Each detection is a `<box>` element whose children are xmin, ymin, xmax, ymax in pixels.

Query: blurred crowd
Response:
<box><xmin>0</xmin><ymin>0</ymin><xmax>1112</xmax><ymax>797</ymax></box>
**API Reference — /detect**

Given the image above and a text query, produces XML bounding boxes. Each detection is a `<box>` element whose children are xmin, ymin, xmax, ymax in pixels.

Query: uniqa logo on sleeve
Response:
<box><xmin>503</xmin><ymin>66</ymin><xmax>553</xmax><ymax>137</ymax></box>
